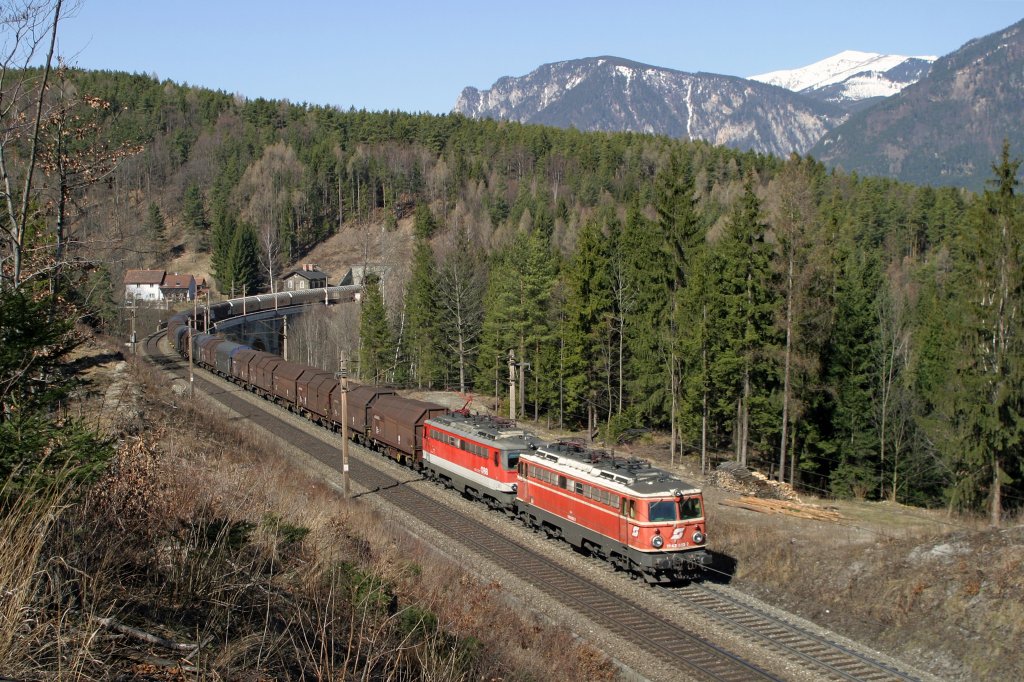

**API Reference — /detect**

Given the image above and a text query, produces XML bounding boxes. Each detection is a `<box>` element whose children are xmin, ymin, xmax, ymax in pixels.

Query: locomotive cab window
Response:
<box><xmin>648</xmin><ymin>500</ymin><xmax>677</xmax><ymax>522</ymax></box>
<box><xmin>679</xmin><ymin>497</ymin><xmax>703</xmax><ymax>520</ymax></box>
<box><xmin>506</xmin><ymin>451</ymin><xmax>521</xmax><ymax>471</ymax></box>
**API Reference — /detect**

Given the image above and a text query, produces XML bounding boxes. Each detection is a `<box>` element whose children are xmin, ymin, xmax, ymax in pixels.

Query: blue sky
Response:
<box><xmin>54</xmin><ymin>0</ymin><xmax>1024</xmax><ymax>114</ymax></box>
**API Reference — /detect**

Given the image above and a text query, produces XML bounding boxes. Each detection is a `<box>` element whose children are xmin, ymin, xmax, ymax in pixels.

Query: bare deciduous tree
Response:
<box><xmin>0</xmin><ymin>0</ymin><xmax>64</xmax><ymax>290</ymax></box>
<box><xmin>436</xmin><ymin>223</ymin><xmax>484</xmax><ymax>393</ymax></box>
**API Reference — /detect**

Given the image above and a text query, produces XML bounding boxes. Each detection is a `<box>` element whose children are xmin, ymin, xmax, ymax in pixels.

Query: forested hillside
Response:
<box><xmin>8</xmin><ymin>67</ymin><xmax>1023</xmax><ymax>524</ymax></box>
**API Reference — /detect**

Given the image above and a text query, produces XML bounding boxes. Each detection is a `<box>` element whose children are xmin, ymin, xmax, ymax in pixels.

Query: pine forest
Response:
<box><xmin>4</xmin><ymin>66</ymin><xmax>1023</xmax><ymax>526</ymax></box>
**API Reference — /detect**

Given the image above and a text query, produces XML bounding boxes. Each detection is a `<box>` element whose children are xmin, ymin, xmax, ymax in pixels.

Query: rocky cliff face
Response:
<box><xmin>454</xmin><ymin>56</ymin><xmax>843</xmax><ymax>157</ymax></box>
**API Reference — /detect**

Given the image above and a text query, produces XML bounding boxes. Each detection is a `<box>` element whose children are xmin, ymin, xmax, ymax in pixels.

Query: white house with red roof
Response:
<box><xmin>123</xmin><ymin>270</ymin><xmax>197</xmax><ymax>303</ymax></box>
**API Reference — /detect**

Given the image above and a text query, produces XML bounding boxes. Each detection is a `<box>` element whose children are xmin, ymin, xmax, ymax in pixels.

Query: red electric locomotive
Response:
<box><xmin>516</xmin><ymin>441</ymin><xmax>710</xmax><ymax>583</ymax></box>
<box><xmin>423</xmin><ymin>412</ymin><xmax>539</xmax><ymax>511</ymax></box>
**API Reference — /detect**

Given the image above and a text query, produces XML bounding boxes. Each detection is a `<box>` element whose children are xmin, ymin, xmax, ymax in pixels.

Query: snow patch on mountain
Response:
<box><xmin>750</xmin><ymin>50</ymin><xmax>936</xmax><ymax>101</ymax></box>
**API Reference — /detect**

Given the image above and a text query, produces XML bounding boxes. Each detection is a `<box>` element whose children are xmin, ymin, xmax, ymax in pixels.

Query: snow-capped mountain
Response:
<box><xmin>454</xmin><ymin>57</ymin><xmax>842</xmax><ymax>157</ymax></box>
<box><xmin>750</xmin><ymin>51</ymin><xmax>935</xmax><ymax>109</ymax></box>
<box><xmin>811</xmin><ymin>18</ymin><xmax>1024</xmax><ymax>190</ymax></box>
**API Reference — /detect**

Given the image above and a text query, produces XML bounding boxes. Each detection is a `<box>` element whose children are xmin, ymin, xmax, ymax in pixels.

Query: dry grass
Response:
<box><xmin>0</xmin><ymin>346</ymin><xmax>619</xmax><ymax>680</ymax></box>
<box><xmin>709</xmin><ymin>507</ymin><xmax>1024</xmax><ymax>680</ymax></box>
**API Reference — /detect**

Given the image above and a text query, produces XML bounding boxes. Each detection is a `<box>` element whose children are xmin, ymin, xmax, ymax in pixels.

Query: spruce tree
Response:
<box><xmin>945</xmin><ymin>143</ymin><xmax>1024</xmax><ymax>524</ymax></box>
<box><xmin>621</xmin><ymin>200</ymin><xmax>671</xmax><ymax>424</ymax></box>
<box><xmin>401</xmin><ymin>236</ymin><xmax>441</xmax><ymax>387</ymax></box>
<box><xmin>144</xmin><ymin>202</ymin><xmax>168</xmax><ymax>267</ymax></box>
<box><xmin>826</xmin><ymin>247</ymin><xmax>881</xmax><ymax>498</ymax></box>
<box><xmin>475</xmin><ymin>226</ymin><xmax>557</xmax><ymax>419</ymax></box>
<box><xmin>436</xmin><ymin>225</ymin><xmax>485</xmax><ymax>393</ymax></box>
<box><xmin>562</xmin><ymin>216</ymin><xmax>612</xmax><ymax>434</ymax></box>
<box><xmin>181</xmin><ymin>182</ymin><xmax>210</xmax><ymax>252</ymax></box>
<box><xmin>210</xmin><ymin>212</ymin><xmax>237</xmax><ymax>293</ymax></box>
<box><xmin>221</xmin><ymin>221</ymin><xmax>262</xmax><ymax>296</ymax></box>
<box><xmin>359</xmin><ymin>275</ymin><xmax>394</xmax><ymax>384</ymax></box>
<box><xmin>657</xmin><ymin>149</ymin><xmax>703</xmax><ymax>460</ymax></box>
<box><xmin>710</xmin><ymin>178</ymin><xmax>777</xmax><ymax>466</ymax></box>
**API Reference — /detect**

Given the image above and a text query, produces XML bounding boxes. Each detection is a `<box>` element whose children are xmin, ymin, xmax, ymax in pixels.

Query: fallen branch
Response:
<box><xmin>119</xmin><ymin>648</ymin><xmax>201</xmax><ymax>674</ymax></box>
<box><xmin>92</xmin><ymin>615</ymin><xmax>200</xmax><ymax>653</ymax></box>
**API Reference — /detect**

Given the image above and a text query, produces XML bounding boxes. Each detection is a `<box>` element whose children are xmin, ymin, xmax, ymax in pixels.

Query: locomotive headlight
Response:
<box><xmin>651</xmin><ymin>532</ymin><xmax>664</xmax><ymax>549</ymax></box>
<box><xmin>511</xmin><ymin>483</ymin><xmax>518</xmax><ymax>493</ymax></box>
<box><xmin>692</xmin><ymin>530</ymin><xmax>705</xmax><ymax>545</ymax></box>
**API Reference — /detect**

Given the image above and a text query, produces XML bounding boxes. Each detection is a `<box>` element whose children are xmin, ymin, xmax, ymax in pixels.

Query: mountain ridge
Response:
<box><xmin>749</xmin><ymin>50</ymin><xmax>935</xmax><ymax>107</ymax></box>
<box><xmin>454</xmin><ymin>56</ymin><xmax>842</xmax><ymax>157</ymax></box>
<box><xmin>810</xmin><ymin>17</ymin><xmax>1024</xmax><ymax>189</ymax></box>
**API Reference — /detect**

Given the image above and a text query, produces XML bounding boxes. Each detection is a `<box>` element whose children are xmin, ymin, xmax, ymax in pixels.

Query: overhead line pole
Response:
<box><xmin>338</xmin><ymin>352</ymin><xmax>351</xmax><ymax>498</ymax></box>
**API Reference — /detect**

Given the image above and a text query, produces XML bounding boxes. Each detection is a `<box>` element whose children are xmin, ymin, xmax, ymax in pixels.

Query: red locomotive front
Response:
<box><xmin>516</xmin><ymin>441</ymin><xmax>709</xmax><ymax>583</ymax></box>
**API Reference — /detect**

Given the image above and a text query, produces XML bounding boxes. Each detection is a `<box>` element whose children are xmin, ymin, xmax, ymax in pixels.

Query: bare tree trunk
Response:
<box><xmin>779</xmin><ymin>251</ymin><xmax>794</xmax><ymax>482</ymax></box>
<box><xmin>701</xmin><ymin>302</ymin><xmax>709</xmax><ymax>474</ymax></box>
<box><xmin>0</xmin><ymin>0</ymin><xmax>63</xmax><ymax>290</ymax></box>
<box><xmin>991</xmin><ymin>457</ymin><xmax>1002</xmax><ymax>528</ymax></box>
<box><xmin>618</xmin><ymin>317</ymin><xmax>624</xmax><ymax>414</ymax></box>
<box><xmin>789</xmin><ymin>418</ymin><xmax>797</xmax><ymax>487</ymax></box>
<box><xmin>670</xmin><ymin>354</ymin><xmax>678</xmax><ymax>467</ymax></box>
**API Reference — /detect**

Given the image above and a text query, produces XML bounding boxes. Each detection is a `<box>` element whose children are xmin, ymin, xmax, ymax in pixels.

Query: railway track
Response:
<box><xmin>664</xmin><ymin>584</ymin><xmax>921</xmax><ymax>682</ymax></box>
<box><xmin>143</xmin><ymin>331</ymin><xmax>929</xmax><ymax>682</ymax></box>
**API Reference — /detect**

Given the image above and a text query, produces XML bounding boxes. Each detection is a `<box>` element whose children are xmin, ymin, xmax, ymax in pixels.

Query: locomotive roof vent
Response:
<box><xmin>598</xmin><ymin>470</ymin><xmax>634</xmax><ymax>486</ymax></box>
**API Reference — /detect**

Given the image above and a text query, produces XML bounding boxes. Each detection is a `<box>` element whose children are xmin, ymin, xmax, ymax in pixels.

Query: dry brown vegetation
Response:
<box><xmin>0</xmin><ymin>341</ymin><xmax>618</xmax><ymax>680</ymax></box>
<box><xmin>708</xmin><ymin>496</ymin><xmax>1024</xmax><ymax>680</ymax></box>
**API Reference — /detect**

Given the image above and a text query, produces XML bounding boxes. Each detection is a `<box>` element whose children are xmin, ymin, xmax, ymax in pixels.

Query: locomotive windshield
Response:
<box><xmin>679</xmin><ymin>496</ymin><xmax>703</xmax><ymax>520</ymax></box>
<box><xmin>505</xmin><ymin>451</ymin><xmax>521</xmax><ymax>471</ymax></box>
<box><xmin>648</xmin><ymin>500</ymin><xmax>677</xmax><ymax>522</ymax></box>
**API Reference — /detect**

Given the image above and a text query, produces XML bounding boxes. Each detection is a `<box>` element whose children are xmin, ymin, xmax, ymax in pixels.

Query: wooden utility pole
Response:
<box><xmin>338</xmin><ymin>353</ymin><xmax>351</xmax><ymax>497</ymax></box>
<box><xmin>187</xmin><ymin>316</ymin><xmax>194</xmax><ymax>397</ymax></box>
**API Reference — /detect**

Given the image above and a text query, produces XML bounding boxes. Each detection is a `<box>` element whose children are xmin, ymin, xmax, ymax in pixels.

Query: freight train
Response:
<box><xmin>165</xmin><ymin>299</ymin><xmax>710</xmax><ymax>583</ymax></box>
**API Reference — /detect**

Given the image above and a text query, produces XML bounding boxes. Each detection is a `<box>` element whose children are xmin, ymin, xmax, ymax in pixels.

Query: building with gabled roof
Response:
<box><xmin>123</xmin><ymin>269</ymin><xmax>199</xmax><ymax>303</ymax></box>
<box><xmin>123</xmin><ymin>269</ymin><xmax>166</xmax><ymax>302</ymax></box>
<box><xmin>160</xmin><ymin>272</ymin><xmax>197</xmax><ymax>302</ymax></box>
<box><xmin>282</xmin><ymin>263</ymin><xmax>330</xmax><ymax>290</ymax></box>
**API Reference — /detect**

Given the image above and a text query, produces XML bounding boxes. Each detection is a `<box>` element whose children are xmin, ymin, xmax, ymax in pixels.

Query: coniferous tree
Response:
<box><xmin>413</xmin><ymin>203</ymin><xmax>438</xmax><ymax>239</ymax></box>
<box><xmin>477</xmin><ymin>246</ymin><xmax>520</xmax><ymax>410</ymax></box>
<box><xmin>359</xmin><ymin>274</ymin><xmax>394</xmax><ymax>384</ymax></box>
<box><xmin>943</xmin><ymin>143</ymin><xmax>1024</xmax><ymax>524</ymax></box>
<box><xmin>221</xmin><ymin>221</ymin><xmax>262</xmax><ymax>296</ymax></box>
<box><xmin>436</xmin><ymin>225</ymin><xmax>485</xmax><ymax>393</ymax></box>
<box><xmin>769</xmin><ymin>155</ymin><xmax>826</xmax><ymax>483</ymax></box>
<box><xmin>621</xmin><ymin>200</ymin><xmax>671</xmax><ymax>425</ymax></box>
<box><xmin>400</xmin><ymin>235</ymin><xmax>441</xmax><ymax>387</ymax></box>
<box><xmin>517</xmin><ymin>220</ymin><xmax>558</xmax><ymax>419</ymax></box>
<box><xmin>181</xmin><ymin>182</ymin><xmax>210</xmax><ymax>252</ymax></box>
<box><xmin>144</xmin><ymin>202</ymin><xmax>168</xmax><ymax>267</ymax></box>
<box><xmin>657</xmin><ymin>149</ymin><xmax>703</xmax><ymax>460</ymax></box>
<box><xmin>675</xmin><ymin>243</ymin><xmax>715</xmax><ymax>470</ymax></box>
<box><xmin>210</xmin><ymin>212</ymin><xmax>237</xmax><ymax>292</ymax></box>
<box><xmin>562</xmin><ymin>216</ymin><xmax>612</xmax><ymax>434</ymax></box>
<box><xmin>475</xmin><ymin>224</ymin><xmax>558</xmax><ymax>418</ymax></box>
<box><xmin>711</xmin><ymin>178</ymin><xmax>777</xmax><ymax>466</ymax></box>
<box><xmin>826</xmin><ymin>247</ymin><xmax>882</xmax><ymax>498</ymax></box>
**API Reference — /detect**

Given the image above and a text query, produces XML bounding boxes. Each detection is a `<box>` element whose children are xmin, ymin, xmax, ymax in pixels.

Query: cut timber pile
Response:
<box><xmin>720</xmin><ymin>496</ymin><xmax>843</xmax><ymax>522</ymax></box>
<box><xmin>707</xmin><ymin>461</ymin><xmax>799</xmax><ymax>501</ymax></box>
